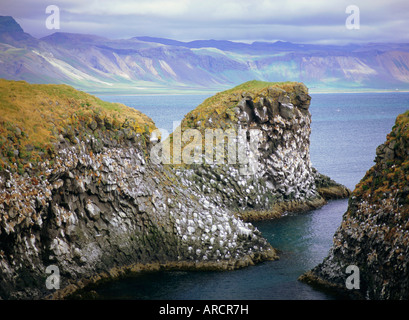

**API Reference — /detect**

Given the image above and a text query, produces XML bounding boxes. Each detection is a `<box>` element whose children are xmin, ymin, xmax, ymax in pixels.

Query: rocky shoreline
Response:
<box><xmin>0</xmin><ymin>80</ymin><xmax>349</xmax><ymax>299</ymax></box>
<box><xmin>49</xmin><ymin>251</ymin><xmax>279</xmax><ymax>300</ymax></box>
<box><xmin>300</xmin><ymin>110</ymin><xmax>409</xmax><ymax>300</ymax></box>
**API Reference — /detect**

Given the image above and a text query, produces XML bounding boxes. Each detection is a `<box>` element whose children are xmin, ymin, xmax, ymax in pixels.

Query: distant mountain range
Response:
<box><xmin>1</xmin><ymin>15</ymin><xmax>409</xmax><ymax>93</ymax></box>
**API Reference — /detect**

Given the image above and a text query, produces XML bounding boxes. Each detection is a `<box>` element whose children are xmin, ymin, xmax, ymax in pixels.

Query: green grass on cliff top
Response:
<box><xmin>0</xmin><ymin>79</ymin><xmax>155</xmax><ymax>172</ymax></box>
<box><xmin>166</xmin><ymin>80</ymin><xmax>307</xmax><ymax>165</ymax></box>
<box><xmin>229</xmin><ymin>80</ymin><xmax>297</xmax><ymax>91</ymax></box>
<box><xmin>180</xmin><ymin>80</ymin><xmax>306</xmax><ymax>130</ymax></box>
<box><xmin>354</xmin><ymin>110</ymin><xmax>409</xmax><ymax>205</ymax></box>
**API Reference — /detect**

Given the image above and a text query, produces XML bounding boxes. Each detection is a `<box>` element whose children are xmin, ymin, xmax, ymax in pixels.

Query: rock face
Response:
<box><xmin>167</xmin><ymin>81</ymin><xmax>350</xmax><ymax>221</ymax></box>
<box><xmin>0</xmin><ymin>80</ymin><xmax>278</xmax><ymax>299</ymax></box>
<box><xmin>0</xmin><ymin>79</ymin><xmax>347</xmax><ymax>299</ymax></box>
<box><xmin>300</xmin><ymin>110</ymin><xmax>409</xmax><ymax>300</ymax></box>
<box><xmin>0</xmin><ymin>139</ymin><xmax>275</xmax><ymax>300</ymax></box>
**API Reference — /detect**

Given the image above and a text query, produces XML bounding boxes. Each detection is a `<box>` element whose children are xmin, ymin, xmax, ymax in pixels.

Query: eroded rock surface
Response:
<box><xmin>170</xmin><ymin>81</ymin><xmax>349</xmax><ymax>221</ymax></box>
<box><xmin>0</xmin><ymin>80</ymin><xmax>348</xmax><ymax>299</ymax></box>
<box><xmin>300</xmin><ymin>111</ymin><xmax>409</xmax><ymax>300</ymax></box>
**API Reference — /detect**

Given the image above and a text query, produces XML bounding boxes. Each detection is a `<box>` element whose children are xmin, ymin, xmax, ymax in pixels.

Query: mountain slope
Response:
<box><xmin>0</xmin><ymin>16</ymin><xmax>37</xmax><ymax>47</ymax></box>
<box><xmin>1</xmin><ymin>16</ymin><xmax>409</xmax><ymax>92</ymax></box>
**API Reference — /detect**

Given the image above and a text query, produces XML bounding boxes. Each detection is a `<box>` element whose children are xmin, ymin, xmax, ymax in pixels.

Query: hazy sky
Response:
<box><xmin>1</xmin><ymin>0</ymin><xmax>408</xmax><ymax>44</ymax></box>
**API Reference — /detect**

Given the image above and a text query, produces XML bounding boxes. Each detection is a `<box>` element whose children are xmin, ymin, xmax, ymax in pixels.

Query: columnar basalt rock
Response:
<box><xmin>0</xmin><ymin>80</ymin><xmax>278</xmax><ymax>299</ymax></box>
<box><xmin>172</xmin><ymin>81</ymin><xmax>350</xmax><ymax>221</ymax></box>
<box><xmin>0</xmin><ymin>140</ymin><xmax>276</xmax><ymax>299</ymax></box>
<box><xmin>299</xmin><ymin>110</ymin><xmax>409</xmax><ymax>300</ymax></box>
<box><xmin>0</xmin><ymin>79</ymin><xmax>348</xmax><ymax>299</ymax></box>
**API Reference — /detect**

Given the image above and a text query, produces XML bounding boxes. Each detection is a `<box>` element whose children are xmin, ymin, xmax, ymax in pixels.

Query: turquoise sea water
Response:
<box><xmin>93</xmin><ymin>92</ymin><xmax>409</xmax><ymax>300</ymax></box>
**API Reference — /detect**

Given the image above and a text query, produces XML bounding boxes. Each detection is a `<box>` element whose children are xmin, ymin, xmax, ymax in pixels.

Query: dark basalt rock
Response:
<box><xmin>0</xmin><ymin>80</ymin><xmax>349</xmax><ymax>299</ymax></box>
<box><xmin>300</xmin><ymin>110</ymin><xmax>409</xmax><ymax>300</ymax></box>
<box><xmin>173</xmin><ymin>81</ymin><xmax>350</xmax><ymax>221</ymax></box>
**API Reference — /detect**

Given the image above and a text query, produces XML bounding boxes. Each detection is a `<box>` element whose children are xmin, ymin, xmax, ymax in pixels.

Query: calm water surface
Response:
<box><xmin>93</xmin><ymin>92</ymin><xmax>409</xmax><ymax>300</ymax></box>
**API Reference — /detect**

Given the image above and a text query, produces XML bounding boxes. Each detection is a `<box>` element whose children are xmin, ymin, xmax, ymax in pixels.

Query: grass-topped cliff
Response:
<box><xmin>300</xmin><ymin>110</ymin><xmax>409</xmax><ymax>299</ymax></box>
<box><xmin>0</xmin><ymin>79</ymin><xmax>351</xmax><ymax>299</ymax></box>
<box><xmin>180</xmin><ymin>80</ymin><xmax>309</xmax><ymax>132</ymax></box>
<box><xmin>0</xmin><ymin>80</ymin><xmax>279</xmax><ymax>299</ymax></box>
<box><xmin>0</xmin><ymin>79</ymin><xmax>155</xmax><ymax>174</ymax></box>
<box><xmin>162</xmin><ymin>80</ymin><xmax>348</xmax><ymax>220</ymax></box>
<box><xmin>167</xmin><ymin>80</ymin><xmax>311</xmax><ymax>164</ymax></box>
<box><xmin>353</xmin><ymin>110</ymin><xmax>409</xmax><ymax>207</ymax></box>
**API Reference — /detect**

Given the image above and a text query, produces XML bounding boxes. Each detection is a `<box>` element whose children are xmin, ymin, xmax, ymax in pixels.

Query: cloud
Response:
<box><xmin>1</xmin><ymin>0</ymin><xmax>408</xmax><ymax>44</ymax></box>
<box><xmin>63</xmin><ymin>0</ymin><xmax>191</xmax><ymax>16</ymax></box>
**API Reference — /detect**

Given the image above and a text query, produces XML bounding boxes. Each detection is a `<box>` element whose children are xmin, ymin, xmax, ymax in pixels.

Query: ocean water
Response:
<box><xmin>93</xmin><ymin>92</ymin><xmax>409</xmax><ymax>300</ymax></box>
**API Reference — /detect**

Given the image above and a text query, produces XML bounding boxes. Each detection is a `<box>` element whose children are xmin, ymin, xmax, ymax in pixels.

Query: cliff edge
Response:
<box><xmin>0</xmin><ymin>79</ymin><xmax>348</xmax><ymax>299</ymax></box>
<box><xmin>300</xmin><ymin>110</ymin><xmax>409</xmax><ymax>299</ymax></box>
<box><xmin>0</xmin><ymin>79</ymin><xmax>277</xmax><ymax>299</ymax></box>
<box><xmin>162</xmin><ymin>80</ymin><xmax>350</xmax><ymax>221</ymax></box>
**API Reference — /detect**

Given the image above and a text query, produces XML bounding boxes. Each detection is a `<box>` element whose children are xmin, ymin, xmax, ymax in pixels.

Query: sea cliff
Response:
<box><xmin>167</xmin><ymin>80</ymin><xmax>350</xmax><ymax>221</ymax></box>
<box><xmin>0</xmin><ymin>79</ymin><xmax>348</xmax><ymax>299</ymax></box>
<box><xmin>300</xmin><ymin>110</ymin><xmax>409</xmax><ymax>299</ymax></box>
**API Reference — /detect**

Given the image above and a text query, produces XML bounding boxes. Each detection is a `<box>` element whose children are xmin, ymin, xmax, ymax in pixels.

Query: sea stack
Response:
<box><xmin>168</xmin><ymin>80</ymin><xmax>350</xmax><ymax>221</ymax></box>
